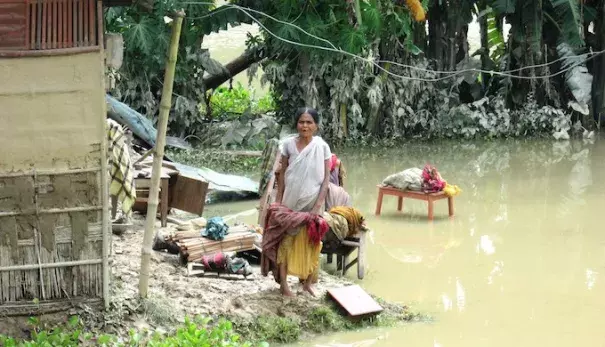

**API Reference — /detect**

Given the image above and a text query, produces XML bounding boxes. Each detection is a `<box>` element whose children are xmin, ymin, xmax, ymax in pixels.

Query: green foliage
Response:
<box><xmin>167</xmin><ymin>147</ymin><xmax>262</xmax><ymax>175</ymax></box>
<box><xmin>231</xmin><ymin>298</ymin><xmax>427</xmax><ymax>344</ymax></box>
<box><xmin>549</xmin><ymin>0</ymin><xmax>584</xmax><ymax>48</ymax></box>
<box><xmin>0</xmin><ymin>316</ymin><xmax>262</xmax><ymax>347</ymax></box>
<box><xmin>207</xmin><ymin>83</ymin><xmax>276</xmax><ymax>120</ymax></box>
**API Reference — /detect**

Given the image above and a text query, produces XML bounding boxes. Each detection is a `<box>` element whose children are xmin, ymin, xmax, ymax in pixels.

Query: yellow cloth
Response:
<box><xmin>277</xmin><ymin>226</ymin><xmax>322</xmax><ymax>281</ymax></box>
<box><xmin>443</xmin><ymin>183</ymin><xmax>462</xmax><ymax>197</ymax></box>
<box><xmin>322</xmin><ymin>212</ymin><xmax>349</xmax><ymax>240</ymax></box>
<box><xmin>405</xmin><ymin>0</ymin><xmax>425</xmax><ymax>22</ymax></box>
<box><xmin>328</xmin><ymin>206</ymin><xmax>364</xmax><ymax>235</ymax></box>
<box><xmin>107</xmin><ymin>119</ymin><xmax>136</xmax><ymax>215</ymax></box>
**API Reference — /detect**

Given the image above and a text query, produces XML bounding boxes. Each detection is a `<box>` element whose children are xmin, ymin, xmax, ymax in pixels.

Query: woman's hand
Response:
<box><xmin>311</xmin><ymin>206</ymin><xmax>322</xmax><ymax>216</ymax></box>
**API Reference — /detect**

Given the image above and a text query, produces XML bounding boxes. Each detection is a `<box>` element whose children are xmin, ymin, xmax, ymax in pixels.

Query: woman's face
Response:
<box><xmin>297</xmin><ymin>113</ymin><xmax>317</xmax><ymax>137</ymax></box>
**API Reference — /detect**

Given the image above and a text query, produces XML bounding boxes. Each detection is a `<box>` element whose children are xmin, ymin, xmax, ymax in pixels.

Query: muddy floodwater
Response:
<box><xmin>215</xmin><ymin>137</ymin><xmax>605</xmax><ymax>347</ymax></box>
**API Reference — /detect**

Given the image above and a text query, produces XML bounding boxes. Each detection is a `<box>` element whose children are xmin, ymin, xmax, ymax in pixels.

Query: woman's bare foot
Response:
<box><xmin>302</xmin><ymin>282</ymin><xmax>316</xmax><ymax>297</ymax></box>
<box><xmin>281</xmin><ymin>286</ymin><xmax>294</xmax><ymax>297</ymax></box>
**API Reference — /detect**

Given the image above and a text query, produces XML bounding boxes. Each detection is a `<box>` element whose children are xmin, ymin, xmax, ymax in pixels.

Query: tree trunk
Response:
<box><xmin>202</xmin><ymin>49</ymin><xmax>264</xmax><ymax>90</ymax></box>
<box><xmin>139</xmin><ymin>11</ymin><xmax>184</xmax><ymax>299</ymax></box>
<box><xmin>366</xmin><ymin>63</ymin><xmax>391</xmax><ymax>135</ymax></box>
<box><xmin>478</xmin><ymin>0</ymin><xmax>491</xmax><ymax>89</ymax></box>
<box><xmin>591</xmin><ymin>0</ymin><xmax>605</xmax><ymax>127</ymax></box>
<box><xmin>339</xmin><ymin>103</ymin><xmax>348</xmax><ymax>138</ymax></box>
<box><xmin>428</xmin><ymin>2</ymin><xmax>445</xmax><ymax>70</ymax></box>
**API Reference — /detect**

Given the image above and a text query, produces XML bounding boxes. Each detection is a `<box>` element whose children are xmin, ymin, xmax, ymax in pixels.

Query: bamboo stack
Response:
<box><xmin>171</xmin><ymin>225</ymin><xmax>259</xmax><ymax>264</ymax></box>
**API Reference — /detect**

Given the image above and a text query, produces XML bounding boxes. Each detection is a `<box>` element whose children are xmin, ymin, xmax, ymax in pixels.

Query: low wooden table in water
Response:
<box><xmin>375</xmin><ymin>185</ymin><xmax>454</xmax><ymax>220</ymax></box>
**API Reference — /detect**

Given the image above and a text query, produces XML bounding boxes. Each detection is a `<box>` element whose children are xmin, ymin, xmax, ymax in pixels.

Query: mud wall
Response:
<box><xmin>0</xmin><ymin>52</ymin><xmax>106</xmax><ymax>171</ymax></box>
<box><xmin>0</xmin><ymin>51</ymin><xmax>108</xmax><ymax>311</ymax></box>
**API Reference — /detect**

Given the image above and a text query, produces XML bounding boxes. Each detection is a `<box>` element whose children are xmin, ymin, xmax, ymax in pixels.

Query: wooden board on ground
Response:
<box><xmin>327</xmin><ymin>285</ymin><xmax>383</xmax><ymax>317</ymax></box>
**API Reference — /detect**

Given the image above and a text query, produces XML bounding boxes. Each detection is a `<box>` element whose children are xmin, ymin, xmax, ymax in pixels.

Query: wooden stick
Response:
<box><xmin>139</xmin><ymin>10</ymin><xmax>185</xmax><ymax>299</ymax></box>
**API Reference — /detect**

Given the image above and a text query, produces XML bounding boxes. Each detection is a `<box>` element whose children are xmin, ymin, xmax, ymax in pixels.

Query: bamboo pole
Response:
<box><xmin>138</xmin><ymin>10</ymin><xmax>185</xmax><ymax>298</ymax></box>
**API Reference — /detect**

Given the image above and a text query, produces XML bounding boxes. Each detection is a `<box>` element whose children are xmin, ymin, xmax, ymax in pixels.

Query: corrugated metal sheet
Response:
<box><xmin>0</xmin><ymin>0</ymin><xmax>28</xmax><ymax>50</ymax></box>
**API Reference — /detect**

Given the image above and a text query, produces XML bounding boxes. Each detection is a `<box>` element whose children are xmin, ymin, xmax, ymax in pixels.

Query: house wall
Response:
<box><xmin>0</xmin><ymin>51</ymin><xmax>109</xmax><ymax>312</ymax></box>
<box><xmin>0</xmin><ymin>51</ymin><xmax>106</xmax><ymax>171</ymax></box>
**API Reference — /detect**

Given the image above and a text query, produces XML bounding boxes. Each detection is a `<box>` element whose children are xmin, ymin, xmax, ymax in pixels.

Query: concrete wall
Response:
<box><xmin>0</xmin><ymin>51</ymin><xmax>106</xmax><ymax>171</ymax></box>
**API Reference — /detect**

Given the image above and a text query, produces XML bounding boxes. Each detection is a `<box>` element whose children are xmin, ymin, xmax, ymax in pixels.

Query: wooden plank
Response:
<box><xmin>87</xmin><ymin>0</ymin><xmax>93</xmax><ymax>45</ymax></box>
<box><xmin>77</xmin><ymin>0</ymin><xmax>82</xmax><ymax>46</ymax></box>
<box><xmin>24</xmin><ymin>0</ymin><xmax>30</xmax><ymax>49</ymax></box>
<box><xmin>95</xmin><ymin>0</ymin><xmax>102</xmax><ymax>48</ymax></box>
<box><xmin>81</xmin><ymin>0</ymin><xmax>87</xmax><ymax>45</ymax></box>
<box><xmin>327</xmin><ymin>285</ymin><xmax>383</xmax><ymax>317</ymax></box>
<box><xmin>30</xmin><ymin>1</ymin><xmax>36</xmax><ymax>48</ymax></box>
<box><xmin>52</xmin><ymin>0</ymin><xmax>56</xmax><ymax>48</ymax></box>
<box><xmin>0</xmin><ymin>1</ymin><xmax>28</xmax><ymax>49</ymax></box>
<box><xmin>67</xmin><ymin>0</ymin><xmax>71</xmax><ymax>46</ymax></box>
<box><xmin>41</xmin><ymin>0</ymin><xmax>46</xmax><ymax>49</ymax></box>
<box><xmin>57</xmin><ymin>0</ymin><xmax>62</xmax><ymax>48</ymax></box>
<box><xmin>169</xmin><ymin>172</ymin><xmax>209</xmax><ymax>215</ymax></box>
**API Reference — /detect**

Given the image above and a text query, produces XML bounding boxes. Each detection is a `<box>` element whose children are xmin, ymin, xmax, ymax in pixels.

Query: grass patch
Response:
<box><xmin>167</xmin><ymin>148</ymin><xmax>262</xmax><ymax>176</ymax></box>
<box><xmin>0</xmin><ymin>316</ymin><xmax>265</xmax><ymax>347</ymax></box>
<box><xmin>231</xmin><ymin>297</ymin><xmax>429</xmax><ymax>344</ymax></box>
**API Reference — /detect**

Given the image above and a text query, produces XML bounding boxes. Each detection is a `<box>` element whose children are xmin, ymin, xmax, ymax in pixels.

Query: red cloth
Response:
<box><xmin>422</xmin><ymin>164</ymin><xmax>446</xmax><ymax>192</ymax></box>
<box><xmin>260</xmin><ymin>203</ymin><xmax>329</xmax><ymax>282</ymax></box>
<box><xmin>201</xmin><ymin>252</ymin><xmax>227</xmax><ymax>271</ymax></box>
<box><xmin>329</xmin><ymin>154</ymin><xmax>339</xmax><ymax>172</ymax></box>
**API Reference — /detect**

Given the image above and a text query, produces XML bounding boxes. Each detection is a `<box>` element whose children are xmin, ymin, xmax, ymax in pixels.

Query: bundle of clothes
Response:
<box><xmin>201</xmin><ymin>216</ymin><xmax>229</xmax><ymax>241</ymax></box>
<box><xmin>260</xmin><ymin>203</ymin><xmax>365</xmax><ymax>283</ymax></box>
<box><xmin>200</xmin><ymin>251</ymin><xmax>253</xmax><ymax>277</ymax></box>
<box><xmin>382</xmin><ymin>164</ymin><xmax>461</xmax><ymax>197</ymax></box>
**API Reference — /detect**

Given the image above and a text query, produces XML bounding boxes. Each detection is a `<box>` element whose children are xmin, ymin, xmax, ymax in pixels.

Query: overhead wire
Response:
<box><xmin>182</xmin><ymin>2</ymin><xmax>605</xmax><ymax>82</ymax></box>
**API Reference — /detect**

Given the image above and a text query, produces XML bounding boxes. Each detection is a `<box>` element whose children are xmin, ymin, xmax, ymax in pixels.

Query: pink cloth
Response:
<box><xmin>329</xmin><ymin>154</ymin><xmax>339</xmax><ymax>172</ymax></box>
<box><xmin>422</xmin><ymin>164</ymin><xmax>446</xmax><ymax>192</ymax></box>
<box><xmin>260</xmin><ymin>203</ymin><xmax>329</xmax><ymax>282</ymax></box>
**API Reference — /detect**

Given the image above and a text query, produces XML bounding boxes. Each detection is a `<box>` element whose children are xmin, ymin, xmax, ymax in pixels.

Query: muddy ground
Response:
<box><xmin>98</xmin><ymin>213</ymin><xmax>363</xmax><ymax>335</ymax></box>
<box><xmin>0</xmin><ymin>211</ymin><xmax>415</xmax><ymax>341</ymax></box>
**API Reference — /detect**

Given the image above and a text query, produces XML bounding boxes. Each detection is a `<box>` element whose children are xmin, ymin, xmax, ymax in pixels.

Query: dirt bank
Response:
<box><xmin>0</xmin><ymin>212</ymin><xmax>422</xmax><ymax>344</ymax></box>
<box><xmin>97</xmin><ymin>212</ymin><xmax>422</xmax><ymax>342</ymax></box>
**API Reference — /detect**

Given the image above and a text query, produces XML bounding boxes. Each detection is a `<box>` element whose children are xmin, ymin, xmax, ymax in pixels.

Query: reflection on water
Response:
<box><xmin>291</xmin><ymin>137</ymin><xmax>605</xmax><ymax>347</ymax></box>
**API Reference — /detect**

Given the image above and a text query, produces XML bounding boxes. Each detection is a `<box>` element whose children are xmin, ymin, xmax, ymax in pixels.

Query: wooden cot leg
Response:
<box><xmin>448</xmin><ymin>197</ymin><xmax>454</xmax><ymax>217</ymax></box>
<box><xmin>375</xmin><ymin>189</ymin><xmax>384</xmax><ymax>216</ymax></box>
<box><xmin>428</xmin><ymin>198</ymin><xmax>434</xmax><ymax>221</ymax></box>
<box><xmin>357</xmin><ymin>232</ymin><xmax>365</xmax><ymax>279</ymax></box>
<box><xmin>397</xmin><ymin>196</ymin><xmax>403</xmax><ymax>212</ymax></box>
<box><xmin>327</xmin><ymin>253</ymin><xmax>333</xmax><ymax>264</ymax></box>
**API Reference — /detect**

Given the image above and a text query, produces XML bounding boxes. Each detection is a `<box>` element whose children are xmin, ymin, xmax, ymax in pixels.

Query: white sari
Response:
<box><xmin>281</xmin><ymin>136</ymin><xmax>331</xmax><ymax>212</ymax></box>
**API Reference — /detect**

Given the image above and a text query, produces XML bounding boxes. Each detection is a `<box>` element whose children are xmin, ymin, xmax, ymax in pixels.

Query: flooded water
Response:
<box><xmin>202</xmin><ymin>7</ymin><xmax>602</xmax><ymax>346</ymax></box>
<box><xmin>217</xmin><ymin>137</ymin><xmax>605</xmax><ymax>347</ymax></box>
<box><xmin>302</xmin><ymin>137</ymin><xmax>605</xmax><ymax>347</ymax></box>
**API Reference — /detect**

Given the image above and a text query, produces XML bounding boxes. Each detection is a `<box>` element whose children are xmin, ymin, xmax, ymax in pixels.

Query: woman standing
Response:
<box><xmin>274</xmin><ymin>107</ymin><xmax>331</xmax><ymax>296</ymax></box>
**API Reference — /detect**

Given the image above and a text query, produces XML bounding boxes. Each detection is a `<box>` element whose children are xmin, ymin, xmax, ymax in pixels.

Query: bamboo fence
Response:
<box><xmin>0</xmin><ymin>167</ymin><xmax>108</xmax><ymax>315</ymax></box>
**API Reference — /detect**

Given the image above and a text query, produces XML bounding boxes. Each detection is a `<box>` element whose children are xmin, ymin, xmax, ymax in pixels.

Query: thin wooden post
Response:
<box><xmin>138</xmin><ymin>10</ymin><xmax>185</xmax><ymax>298</ymax></box>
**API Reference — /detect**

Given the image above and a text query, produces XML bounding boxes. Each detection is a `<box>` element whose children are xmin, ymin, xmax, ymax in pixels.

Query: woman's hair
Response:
<box><xmin>294</xmin><ymin>107</ymin><xmax>320</xmax><ymax>127</ymax></box>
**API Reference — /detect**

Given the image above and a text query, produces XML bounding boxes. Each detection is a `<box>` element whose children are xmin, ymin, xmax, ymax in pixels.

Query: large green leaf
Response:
<box><xmin>122</xmin><ymin>16</ymin><xmax>158</xmax><ymax>55</ymax></box>
<box><xmin>488</xmin><ymin>0</ymin><xmax>516</xmax><ymax>14</ymax></box>
<box><xmin>550</xmin><ymin>0</ymin><xmax>584</xmax><ymax>48</ymax></box>
<box><xmin>556</xmin><ymin>42</ymin><xmax>592</xmax><ymax>113</ymax></box>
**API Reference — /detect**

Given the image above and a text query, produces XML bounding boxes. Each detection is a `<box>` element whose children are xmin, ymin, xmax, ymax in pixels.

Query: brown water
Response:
<box><xmin>217</xmin><ymin>137</ymin><xmax>605</xmax><ymax>347</ymax></box>
<box><xmin>303</xmin><ymin>137</ymin><xmax>605</xmax><ymax>347</ymax></box>
<box><xmin>202</xmin><ymin>9</ymin><xmax>604</xmax><ymax>345</ymax></box>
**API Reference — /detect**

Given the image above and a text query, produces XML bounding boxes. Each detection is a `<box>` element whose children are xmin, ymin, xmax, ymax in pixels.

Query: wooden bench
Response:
<box><xmin>322</xmin><ymin>231</ymin><xmax>366</xmax><ymax>280</ymax></box>
<box><xmin>375</xmin><ymin>185</ymin><xmax>454</xmax><ymax>220</ymax></box>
